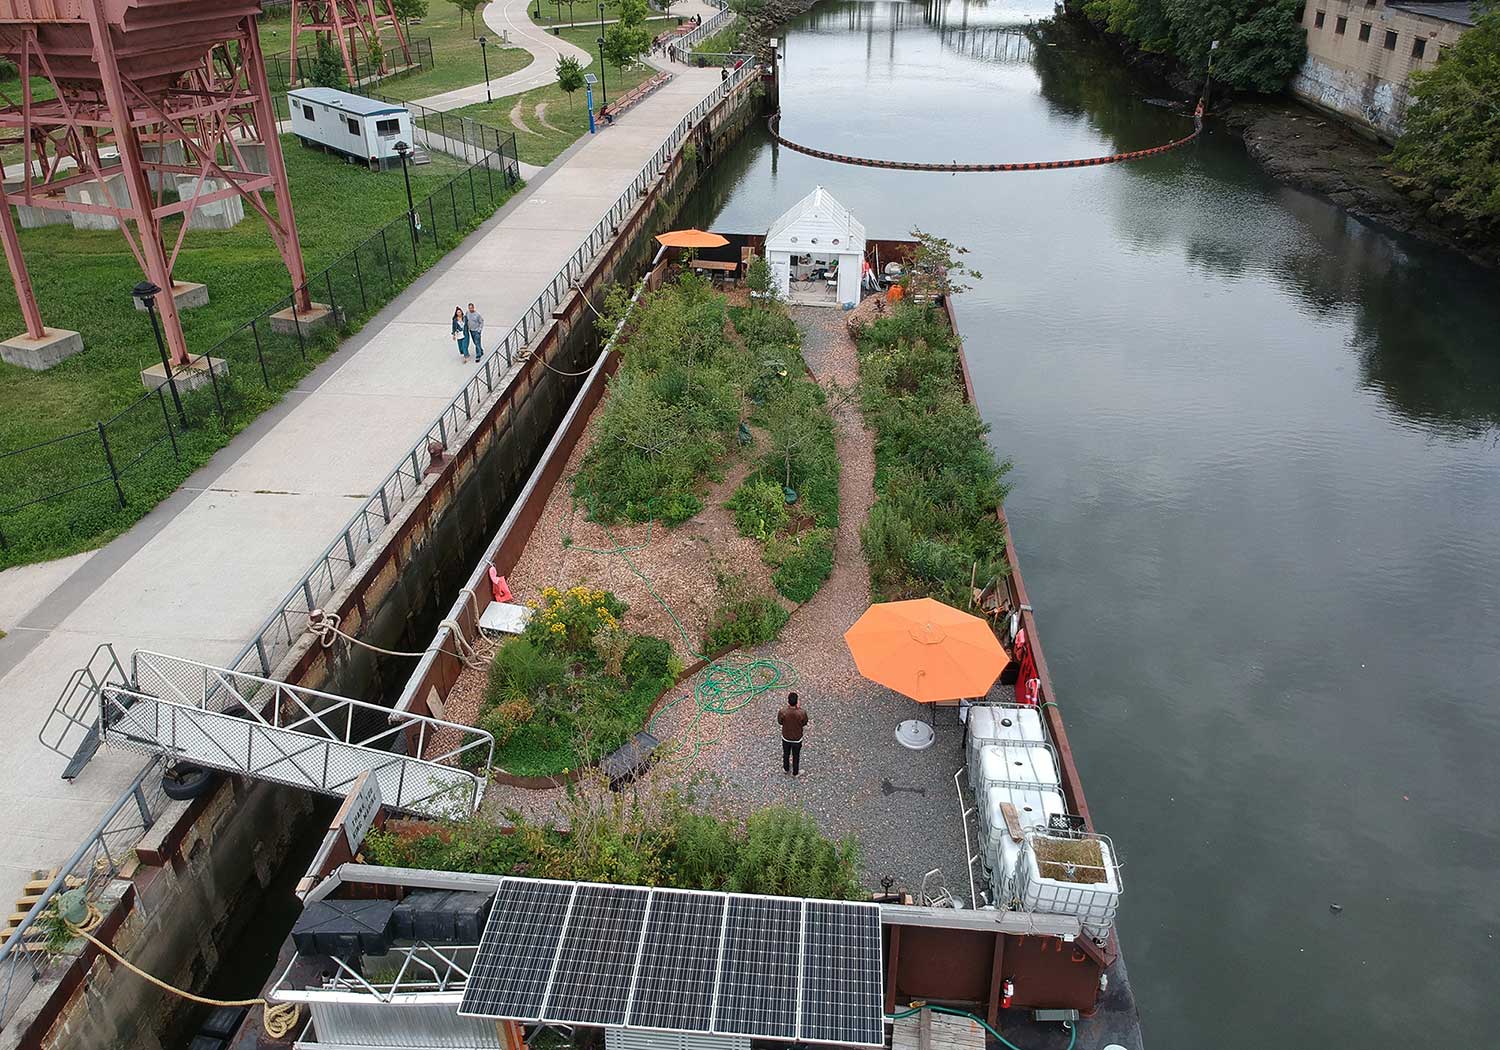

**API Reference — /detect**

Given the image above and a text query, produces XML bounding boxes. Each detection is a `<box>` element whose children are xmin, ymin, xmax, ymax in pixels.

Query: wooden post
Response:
<box><xmin>986</xmin><ymin>932</ymin><xmax>1006</xmax><ymax>1027</ymax></box>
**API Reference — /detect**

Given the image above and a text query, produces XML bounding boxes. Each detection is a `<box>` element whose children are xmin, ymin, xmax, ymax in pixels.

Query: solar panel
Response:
<box><xmin>799</xmin><ymin>901</ymin><xmax>885</xmax><ymax>1047</ymax></box>
<box><xmin>459</xmin><ymin>879</ymin><xmax>574</xmax><ymax>1020</ymax></box>
<box><xmin>712</xmin><ymin>896</ymin><xmax>802</xmax><ymax>1040</ymax></box>
<box><xmin>458</xmin><ymin>878</ymin><xmax>885</xmax><ymax>1047</ymax></box>
<box><xmin>625</xmin><ymin>890</ymin><xmax>725</xmax><ymax>1033</ymax></box>
<box><xmin>543</xmin><ymin>885</ymin><xmax>650</xmax><ymax>1026</ymax></box>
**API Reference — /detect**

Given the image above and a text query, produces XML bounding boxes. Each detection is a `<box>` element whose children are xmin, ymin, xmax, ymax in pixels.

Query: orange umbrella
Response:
<box><xmin>656</xmin><ymin>228</ymin><xmax>729</xmax><ymax>249</ymax></box>
<box><xmin>844</xmin><ymin>598</ymin><xmax>1009</xmax><ymax>703</ymax></box>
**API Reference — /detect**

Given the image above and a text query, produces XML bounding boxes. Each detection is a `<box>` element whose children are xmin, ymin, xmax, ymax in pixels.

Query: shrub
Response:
<box><xmin>486</xmin><ymin>638</ymin><xmax>564</xmax><ymax>705</ymax></box>
<box><xmin>767</xmin><ymin>527</ymin><xmax>834</xmax><ymax>603</ymax></box>
<box><xmin>704</xmin><ymin>595</ymin><xmax>789</xmax><ymax>652</ymax></box>
<box><xmin>726</xmin><ymin>476</ymin><xmax>790</xmax><ymax>539</ymax></box>
<box><xmin>622</xmin><ymin>634</ymin><xmax>674</xmax><ymax>687</ymax></box>
<box><xmin>526</xmin><ymin>585</ymin><xmax>626</xmax><ymax>655</ymax></box>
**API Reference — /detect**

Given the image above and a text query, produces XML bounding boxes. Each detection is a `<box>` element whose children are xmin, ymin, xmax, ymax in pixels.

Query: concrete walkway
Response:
<box><xmin>415</xmin><ymin>0</ymin><xmax>717</xmax><ymax>110</ymax></box>
<box><xmin>0</xmin><ymin>53</ymin><xmax>728</xmax><ymax>910</ymax></box>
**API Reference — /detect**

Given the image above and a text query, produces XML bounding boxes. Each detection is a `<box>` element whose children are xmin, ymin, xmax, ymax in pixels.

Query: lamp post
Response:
<box><xmin>394</xmin><ymin>140</ymin><xmax>418</xmax><ymax>260</ymax></box>
<box><xmin>534</xmin><ymin>0</ymin><xmax>541</xmax><ymax>19</ymax></box>
<box><xmin>479</xmin><ymin>36</ymin><xmax>492</xmax><ymax>102</ymax></box>
<box><xmin>584</xmin><ymin>72</ymin><xmax>597</xmax><ymax>134</ymax></box>
<box><xmin>134</xmin><ymin>281</ymin><xmax>186</xmax><ymax>427</ymax></box>
<box><xmin>596</xmin><ymin>1</ymin><xmax>609</xmax><ymax>108</ymax></box>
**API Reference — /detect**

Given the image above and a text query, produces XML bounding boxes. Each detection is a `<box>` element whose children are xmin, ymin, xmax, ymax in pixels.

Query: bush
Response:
<box><xmin>622</xmin><ymin>634</ymin><xmax>674</xmax><ymax>687</ymax></box>
<box><xmin>525</xmin><ymin>585</ymin><xmax>626</xmax><ymax>655</ymax></box>
<box><xmin>767</xmin><ymin>527</ymin><xmax>834</xmax><ymax>603</ymax></box>
<box><xmin>704</xmin><ymin>595</ymin><xmax>789</xmax><ymax>652</ymax></box>
<box><xmin>726</xmin><ymin>476</ymin><xmax>790</xmax><ymax>539</ymax></box>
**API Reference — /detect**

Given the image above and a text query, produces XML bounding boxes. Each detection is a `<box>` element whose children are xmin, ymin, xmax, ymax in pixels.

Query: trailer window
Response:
<box><xmin>346</xmin><ymin>117</ymin><xmax>360</xmax><ymax>136</ymax></box>
<box><xmin>301</xmin><ymin>104</ymin><xmax>314</xmax><ymax>121</ymax></box>
<box><xmin>376</xmin><ymin>118</ymin><xmax>400</xmax><ymax>136</ymax></box>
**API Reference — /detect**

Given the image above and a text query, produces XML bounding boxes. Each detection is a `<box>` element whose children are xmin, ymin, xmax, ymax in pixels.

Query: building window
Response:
<box><xmin>1335</xmin><ymin>15</ymin><xmax>1347</xmax><ymax>33</ymax></box>
<box><xmin>346</xmin><ymin>116</ymin><xmax>360</xmax><ymax>135</ymax></box>
<box><xmin>301</xmin><ymin>104</ymin><xmax>314</xmax><ymax>120</ymax></box>
<box><xmin>1384</xmin><ymin>29</ymin><xmax>1398</xmax><ymax>50</ymax></box>
<box><xmin>1358</xmin><ymin>22</ymin><xmax>1371</xmax><ymax>41</ymax></box>
<box><xmin>1314</xmin><ymin>9</ymin><xmax>1325</xmax><ymax>27</ymax></box>
<box><xmin>1411</xmin><ymin>37</ymin><xmax>1426</xmax><ymax>58</ymax></box>
<box><xmin>376</xmin><ymin>118</ymin><xmax>400</xmax><ymax>135</ymax></box>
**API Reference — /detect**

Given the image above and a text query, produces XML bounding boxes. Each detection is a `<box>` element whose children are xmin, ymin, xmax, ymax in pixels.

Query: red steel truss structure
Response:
<box><xmin>0</xmin><ymin>0</ymin><xmax>311</xmax><ymax>365</ymax></box>
<box><xmin>290</xmin><ymin>0</ymin><xmax>412</xmax><ymax>87</ymax></box>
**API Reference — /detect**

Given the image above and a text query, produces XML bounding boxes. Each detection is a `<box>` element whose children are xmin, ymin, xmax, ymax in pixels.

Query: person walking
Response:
<box><xmin>451</xmin><ymin>306</ymin><xmax>470</xmax><ymax>360</ymax></box>
<box><xmin>465</xmin><ymin>303</ymin><xmax>485</xmax><ymax>363</ymax></box>
<box><xmin>778</xmin><ymin>692</ymin><xmax>808</xmax><ymax>776</ymax></box>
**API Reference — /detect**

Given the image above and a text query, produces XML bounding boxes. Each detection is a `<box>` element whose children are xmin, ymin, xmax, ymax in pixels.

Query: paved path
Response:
<box><xmin>0</xmin><ymin>53</ymin><xmax>727</xmax><ymax>910</ymax></box>
<box><xmin>414</xmin><ymin>0</ymin><xmax>717</xmax><ymax>110</ymax></box>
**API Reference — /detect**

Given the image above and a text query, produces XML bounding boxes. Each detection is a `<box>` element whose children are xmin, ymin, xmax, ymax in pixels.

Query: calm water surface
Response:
<box><xmin>688</xmin><ymin>2</ymin><xmax>1500</xmax><ymax>1046</ymax></box>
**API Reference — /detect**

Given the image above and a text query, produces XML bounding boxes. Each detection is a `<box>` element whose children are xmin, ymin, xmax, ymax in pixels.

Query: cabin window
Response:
<box><xmin>1358</xmin><ymin>22</ymin><xmax>1371</xmax><ymax>41</ymax></box>
<box><xmin>1384</xmin><ymin>29</ymin><xmax>1398</xmax><ymax>50</ymax></box>
<box><xmin>346</xmin><ymin>117</ymin><xmax>360</xmax><ymax>135</ymax></box>
<box><xmin>1335</xmin><ymin>15</ymin><xmax>1347</xmax><ymax>34</ymax></box>
<box><xmin>1411</xmin><ymin>37</ymin><xmax>1426</xmax><ymax>58</ymax></box>
<box><xmin>301</xmin><ymin>104</ymin><xmax>314</xmax><ymax>121</ymax></box>
<box><xmin>1314</xmin><ymin>9</ymin><xmax>1325</xmax><ymax>28</ymax></box>
<box><xmin>376</xmin><ymin>118</ymin><xmax>400</xmax><ymax>135</ymax></box>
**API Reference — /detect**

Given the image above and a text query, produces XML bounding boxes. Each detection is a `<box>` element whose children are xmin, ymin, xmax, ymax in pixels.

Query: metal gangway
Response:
<box><xmin>41</xmin><ymin>647</ymin><xmax>492</xmax><ymax>817</ymax></box>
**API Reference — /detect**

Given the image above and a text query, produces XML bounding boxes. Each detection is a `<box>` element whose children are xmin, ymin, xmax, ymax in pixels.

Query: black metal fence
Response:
<box><xmin>267</xmin><ymin>36</ymin><xmax>435</xmax><ymax>97</ymax></box>
<box><xmin>0</xmin><ymin>137</ymin><xmax>520</xmax><ymax>559</ymax></box>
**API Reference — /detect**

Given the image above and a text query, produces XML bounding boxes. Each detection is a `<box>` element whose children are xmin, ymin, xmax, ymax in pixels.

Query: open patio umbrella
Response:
<box><xmin>655</xmin><ymin>228</ymin><xmax>729</xmax><ymax>249</ymax></box>
<box><xmin>844</xmin><ymin>598</ymin><xmax>1010</xmax><ymax>750</ymax></box>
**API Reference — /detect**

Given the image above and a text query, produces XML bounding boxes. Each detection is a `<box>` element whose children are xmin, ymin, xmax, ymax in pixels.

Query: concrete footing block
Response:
<box><xmin>1</xmin><ymin>327</ymin><xmax>84</xmax><ymax>371</ymax></box>
<box><xmin>64</xmin><ymin>173</ymin><xmax>130</xmax><ymax>231</ymax></box>
<box><xmin>4</xmin><ymin>179</ymin><xmax>71</xmax><ymax>229</ymax></box>
<box><xmin>133</xmin><ymin>280</ymin><xmax>210</xmax><ymax>313</ymax></box>
<box><xmin>140</xmin><ymin>354</ymin><xmax>229</xmax><ymax>394</ymax></box>
<box><xmin>174</xmin><ymin>174</ymin><xmax>246</xmax><ymax>230</ymax></box>
<box><xmin>268</xmin><ymin>302</ymin><xmax>341</xmax><ymax>337</ymax></box>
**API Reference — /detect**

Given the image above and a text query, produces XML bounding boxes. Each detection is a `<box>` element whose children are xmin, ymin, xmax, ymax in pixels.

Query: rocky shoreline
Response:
<box><xmin>1047</xmin><ymin>13</ymin><xmax>1499</xmax><ymax>269</ymax></box>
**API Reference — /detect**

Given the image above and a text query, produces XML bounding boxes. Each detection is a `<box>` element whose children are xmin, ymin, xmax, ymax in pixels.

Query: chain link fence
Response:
<box><xmin>266</xmin><ymin>36</ymin><xmax>436</xmax><ymax>99</ymax></box>
<box><xmin>0</xmin><ymin>136</ymin><xmax>520</xmax><ymax>560</ymax></box>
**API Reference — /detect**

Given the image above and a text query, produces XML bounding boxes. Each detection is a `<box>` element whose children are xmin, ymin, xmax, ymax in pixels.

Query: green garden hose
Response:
<box><xmin>562</xmin><ymin>502</ymin><xmax>796</xmax><ymax>766</ymax></box>
<box><xmin>889</xmin><ymin>1004</ymin><xmax>1077</xmax><ymax>1050</ymax></box>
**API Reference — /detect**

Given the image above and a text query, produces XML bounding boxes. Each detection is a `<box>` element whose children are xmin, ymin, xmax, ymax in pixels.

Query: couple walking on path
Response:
<box><xmin>451</xmin><ymin>303</ymin><xmax>485</xmax><ymax>362</ymax></box>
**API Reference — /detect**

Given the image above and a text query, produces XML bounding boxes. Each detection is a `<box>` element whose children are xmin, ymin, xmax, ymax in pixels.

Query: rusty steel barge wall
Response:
<box><xmin>7</xmin><ymin>72</ymin><xmax>768</xmax><ymax>1050</ymax></box>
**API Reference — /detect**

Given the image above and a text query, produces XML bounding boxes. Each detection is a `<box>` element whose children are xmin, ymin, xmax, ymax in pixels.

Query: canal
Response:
<box><xmin>687</xmin><ymin>2</ymin><xmax>1500</xmax><ymax>1047</ymax></box>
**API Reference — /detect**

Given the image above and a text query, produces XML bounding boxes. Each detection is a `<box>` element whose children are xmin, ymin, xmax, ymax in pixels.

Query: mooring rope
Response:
<box><xmin>766</xmin><ymin>100</ymin><xmax>1203</xmax><ymax>173</ymax></box>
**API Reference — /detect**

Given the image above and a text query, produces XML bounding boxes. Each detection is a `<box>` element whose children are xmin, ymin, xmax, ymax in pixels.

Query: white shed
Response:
<box><xmin>764</xmin><ymin>186</ymin><xmax>867</xmax><ymax>308</ymax></box>
<box><xmin>288</xmin><ymin>86</ymin><xmax>413</xmax><ymax>170</ymax></box>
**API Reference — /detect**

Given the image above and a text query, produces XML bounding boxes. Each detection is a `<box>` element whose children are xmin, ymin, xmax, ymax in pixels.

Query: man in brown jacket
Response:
<box><xmin>778</xmin><ymin>692</ymin><xmax>808</xmax><ymax>776</ymax></box>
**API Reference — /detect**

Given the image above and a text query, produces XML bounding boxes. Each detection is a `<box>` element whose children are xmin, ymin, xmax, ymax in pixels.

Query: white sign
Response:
<box><xmin>340</xmin><ymin>771</ymin><xmax>383</xmax><ymax>852</ymax></box>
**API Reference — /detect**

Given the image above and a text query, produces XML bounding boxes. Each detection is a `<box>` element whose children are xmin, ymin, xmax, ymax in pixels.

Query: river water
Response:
<box><xmin>687</xmin><ymin>2</ymin><xmax>1500</xmax><ymax>1046</ymax></box>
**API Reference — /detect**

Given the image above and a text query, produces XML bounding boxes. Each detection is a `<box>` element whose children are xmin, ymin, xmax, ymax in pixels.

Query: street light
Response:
<box><xmin>393</xmin><ymin>140</ymin><xmax>418</xmax><ymax>260</ymax></box>
<box><xmin>479</xmin><ymin>35</ymin><xmax>491</xmax><ymax>102</ymax></box>
<box><xmin>596</xmin><ymin>1</ymin><xmax>608</xmax><ymax>108</ymax></box>
<box><xmin>134</xmin><ymin>280</ymin><xmax>186</xmax><ymax>427</ymax></box>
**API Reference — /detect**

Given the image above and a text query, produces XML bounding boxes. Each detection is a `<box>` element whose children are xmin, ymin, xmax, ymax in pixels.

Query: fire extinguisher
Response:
<box><xmin>1001</xmin><ymin>979</ymin><xmax>1015</xmax><ymax>1010</ymax></box>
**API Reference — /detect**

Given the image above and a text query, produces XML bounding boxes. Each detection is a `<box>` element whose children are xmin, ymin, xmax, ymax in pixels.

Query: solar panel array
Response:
<box><xmin>458</xmin><ymin>877</ymin><xmax>885</xmax><ymax>1048</ymax></box>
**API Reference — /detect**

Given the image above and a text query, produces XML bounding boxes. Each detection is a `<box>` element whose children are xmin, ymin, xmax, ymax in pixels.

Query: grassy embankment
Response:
<box><xmin>258</xmin><ymin>2</ymin><xmax>532</xmax><ymax>101</ymax></box>
<box><xmin>447</xmin><ymin>25</ymin><xmax>661</xmax><ymax>166</ymax></box>
<box><xmin>0</xmin><ymin>137</ymin><xmax>517</xmax><ymax>566</ymax></box>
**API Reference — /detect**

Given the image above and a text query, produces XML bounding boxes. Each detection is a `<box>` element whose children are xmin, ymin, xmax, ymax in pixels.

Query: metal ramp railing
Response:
<box><xmin>38</xmin><ymin>644</ymin><xmax>131</xmax><ymax>781</ymax></box>
<box><xmin>96</xmin><ymin>651</ymin><xmax>492</xmax><ymax>817</ymax></box>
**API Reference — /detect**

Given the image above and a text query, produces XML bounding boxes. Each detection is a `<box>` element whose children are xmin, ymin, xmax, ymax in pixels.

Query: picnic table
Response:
<box><xmin>689</xmin><ymin>259</ymin><xmax>739</xmax><ymax>284</ymax></box>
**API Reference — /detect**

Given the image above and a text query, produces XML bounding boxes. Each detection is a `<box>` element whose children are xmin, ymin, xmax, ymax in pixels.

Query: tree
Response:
<box><xmin>448</xmin><ymin>0</ymin><xmax>483</xmax><ymax>36</ymax></box>
<box><xmin>393</xmin><ymin>0</ymin><xmax>428</xmax><ymax>22</ymax></box>
<box><xmin>556</xmin><ymin>54</ymin><xmax>586</xmax><ymax>109</ymax></box>
<box><xmin>310</xmin><ymin>34</ymin><xmax>347</xmax><ymax>89</ymax></box>
<box><xmin>602</xmin><ymin>0</ymin><xmax>652</xmax><ymax>68</ymax></box>
<box><xmin>1392</xmin><ymin>3</ymin><xmax>1500</xmax><ymax>231</ymax></box>
<box><xmin>905</xmin><ymin>227</ymin><xmax>981</xmax><ymax>301</ymax></box>
<box><xmin>745</xmin><ymin>254</ymin><xmax>776</xmax><ymax>303</ymax></box>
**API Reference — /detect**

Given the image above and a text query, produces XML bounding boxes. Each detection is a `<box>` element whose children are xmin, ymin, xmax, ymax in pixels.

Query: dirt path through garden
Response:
<box><xmin>535</xmin><ymin>102</ymin><xmax>563</xmax><ymax>132</ymax></box>
<box><xmin>509</xmin><ymin>99</ymin><xmax>537</xmax><ymax>135</ymax></box>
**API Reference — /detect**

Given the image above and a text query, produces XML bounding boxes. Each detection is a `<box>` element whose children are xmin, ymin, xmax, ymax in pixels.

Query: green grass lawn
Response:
<box><xmin>448</xmin><ymin>26</ymin><xmax>660</xmax><ymax>166</ymax></box>
<box><xmin>530</xmin><ymin>0</ymin><xmax>689</xmax><ymax>28</ymax></box>
<box><xmin>0</xmin><ymin>135</ymin><xmax>521</xmax><ymax>565</ymax></box>
<box><xmin>258</xmin><ymin>4</ymin><xmax>532</xmax><ymax>102</ymax></box>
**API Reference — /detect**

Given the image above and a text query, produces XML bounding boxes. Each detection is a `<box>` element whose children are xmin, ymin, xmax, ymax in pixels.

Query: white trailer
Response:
<box><xmin>287</xmin><ymin>86</ymin><xmax>413</xmax><ymax>170</ymax></box>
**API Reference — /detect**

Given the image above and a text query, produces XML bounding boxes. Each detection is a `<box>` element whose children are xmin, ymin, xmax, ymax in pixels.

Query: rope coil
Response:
<box><xmin>766</xmin><ymin>101</ymin><xmax>1204</xmax><ymax>173</ymax></box>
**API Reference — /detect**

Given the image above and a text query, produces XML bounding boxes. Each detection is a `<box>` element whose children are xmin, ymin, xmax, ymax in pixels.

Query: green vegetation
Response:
<box><xmin>555</xmin><ymin>54</ymin><xmax>585</xmax><ymax>108</ymax></box>
<box><xmin>365</xmin><ymin>778</ymin><xmax>866</xmax><ymax>897</ymax></box>
<box><xmin>1069</xmin><ymin>0</ymin><xmax>1305</xmax><ymax>93</ymax></box>
<box><xmin>532</xmin><ymin>0</ymin><xmax>671</xmax><ymax>26</ymax></box>
<box><xmin>1392</xmin><ymin>3</ymin><xmax>1500</xmax><ymax>238</ymax></box>
<box><xmin>0</xmin><ymin>137</ymin><xmax>519</xmax><ymax>566</ymax></box>
<box><xmin>855</xmin><ymin>298</ymin><xmax>1012</xmax><ymax>605</ymax></box>
<box><xmin>703</xmin><ymin>570</ymin><xmax>788</xmax><ymax>651</ymax></box>
<box><xmin>694</xmin><ymin>21</ymin><xmax>745</xmax><ymax>54</ymax></box>
<box><xmin>447</xmin><ymin>26</ymin><xmax>659</xmax><ymax>165</ymax></box>
<box><xmin>258</xmin><ymin>1</ymin><xmax>532</xmax><ymax>101</ymax></box>
<box><xmin>475</xmin><ymin>585</ymin><xmax>681</xmax><ymax>776</ymax></box>
<box><xmin>601</xmin><ymin>0</ymin><xmax>654</xmax><ymax>68</ymax></box>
